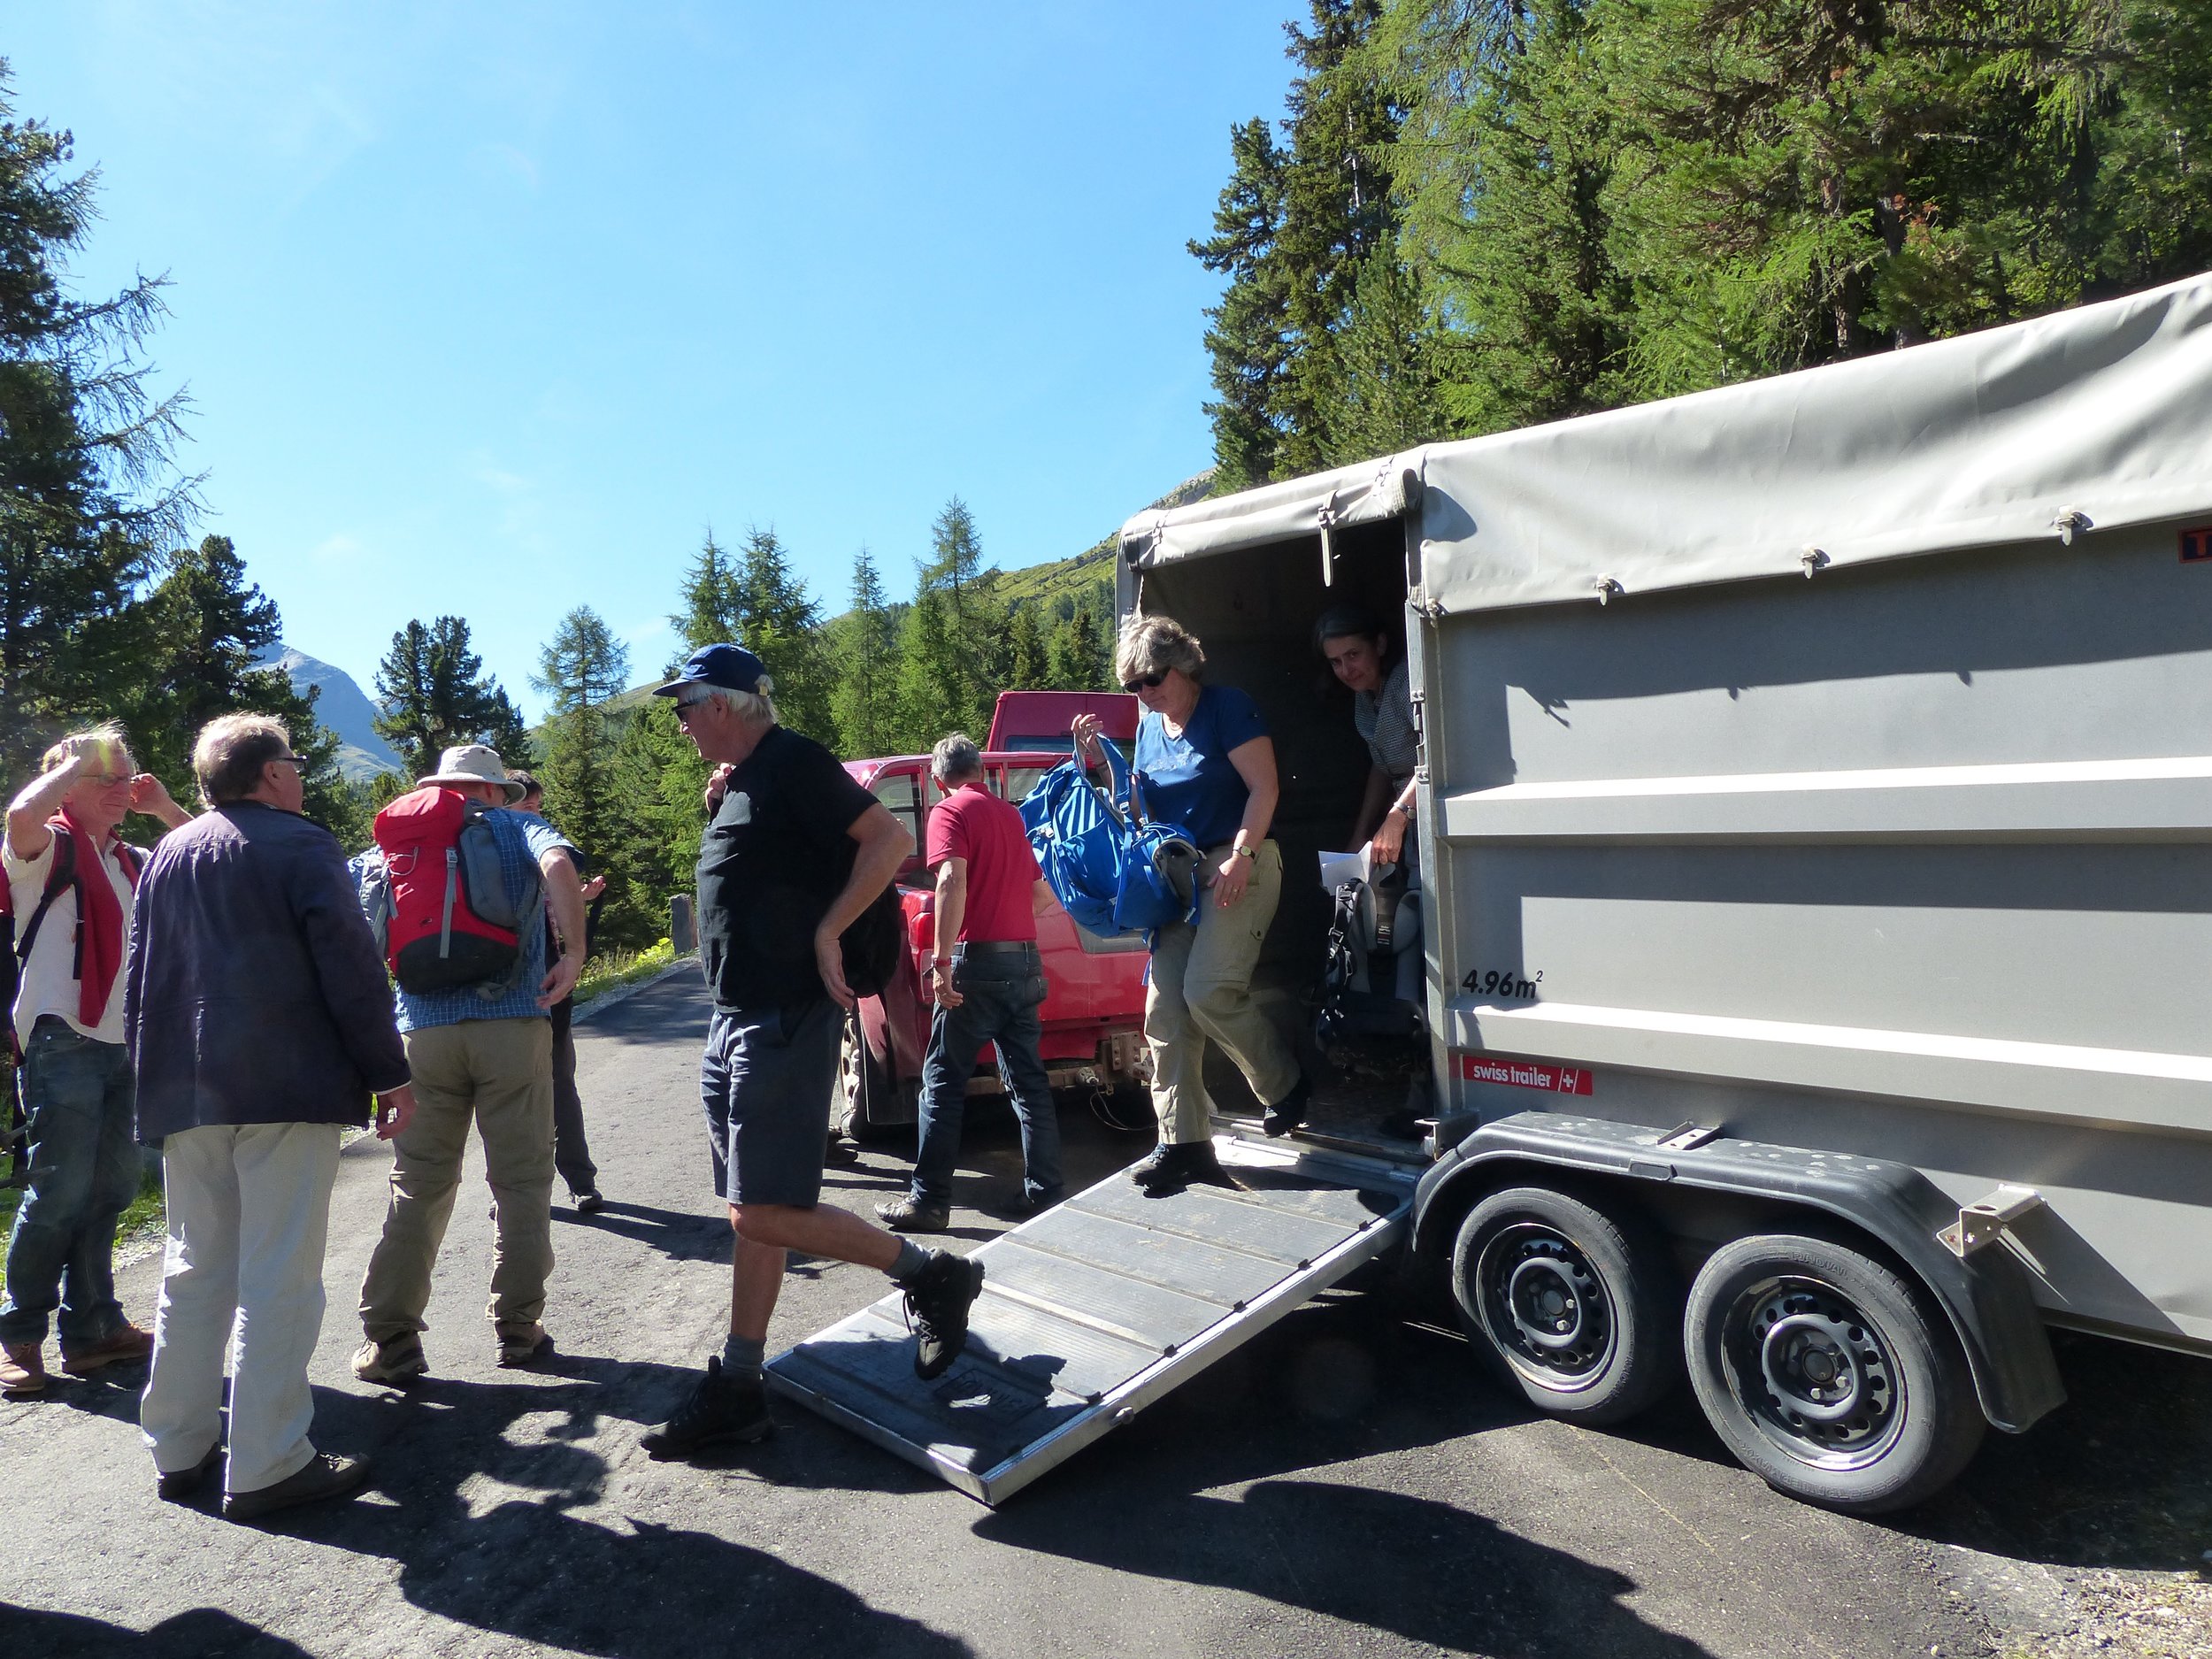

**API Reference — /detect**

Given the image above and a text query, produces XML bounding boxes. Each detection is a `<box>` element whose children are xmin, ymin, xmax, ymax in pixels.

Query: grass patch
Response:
<box><xmin>574</xmin><ymin>938</ymin><xmax>687</xmax><ymax>1006</ymax></box>
<box><xmin>0</xmin><ymin>1164</ymin><xmax>165</xmax><ymax>1297</ymax></box>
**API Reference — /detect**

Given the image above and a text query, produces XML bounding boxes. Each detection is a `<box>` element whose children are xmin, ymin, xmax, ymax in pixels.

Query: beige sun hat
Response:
<box><xmin>418</xmin><ymin>743</ymin><xmax>526</xmax><ymax>803</ymax></box>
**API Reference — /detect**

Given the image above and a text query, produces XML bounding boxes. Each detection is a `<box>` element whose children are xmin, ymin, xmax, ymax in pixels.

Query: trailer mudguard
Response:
<box><xmin>1412</xmin><ymin>1111</ymin><xmax>2066</xmax><ymax>1433</ymax></box>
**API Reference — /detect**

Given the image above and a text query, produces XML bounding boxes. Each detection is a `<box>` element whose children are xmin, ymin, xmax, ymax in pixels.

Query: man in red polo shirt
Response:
<box><xmin>876</xmin><ymin>734</ymin><xmax>1061</xmax><ymax>1231</ymax></box>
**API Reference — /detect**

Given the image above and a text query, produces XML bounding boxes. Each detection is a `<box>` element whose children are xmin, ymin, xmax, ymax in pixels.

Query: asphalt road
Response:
<box><xmin>5</xmin><ymin>971</ymin><xmax>2210</xmax><ymax>1658</ymax></box>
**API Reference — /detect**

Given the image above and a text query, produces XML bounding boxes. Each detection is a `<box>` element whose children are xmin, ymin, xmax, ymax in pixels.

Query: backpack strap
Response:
<box><xmin>14</xmin><ymin>829</ymin><xmax>77</xmax><ymax>969</ymax></box>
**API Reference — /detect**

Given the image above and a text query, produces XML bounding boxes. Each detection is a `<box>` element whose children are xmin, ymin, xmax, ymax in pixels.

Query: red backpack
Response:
<box><xmin>365</xmin><ymin>787</ymin><xmax>540</xmax><ymax>996</ymax></box>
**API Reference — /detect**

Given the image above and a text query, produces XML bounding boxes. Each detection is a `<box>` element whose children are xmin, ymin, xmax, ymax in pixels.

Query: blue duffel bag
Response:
<box><xmin>1020</xmin><ymin>743</ymin><xmax>1198</xmax><ymax>938</ymax></box>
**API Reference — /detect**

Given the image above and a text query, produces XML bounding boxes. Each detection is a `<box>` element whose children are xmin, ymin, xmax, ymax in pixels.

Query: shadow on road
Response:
<box><xmin>973</xmin><ymin>1290</ymin><xmax>1715</xmax><ymax>1659</ymax></box>
<box><xmin>242</xmin><ymin>1375</ymin><xmax>970</xmax><ymax>1659</ymax></box>
<box><xmin>1898</xmin><ymin>1329</ymin><xmax>2212</xmax><ymax>1574</ymax></box>
<box><xmin>0</xmin><ymin>1604</ymin><xmax>313</xmax><ymax>1657</ymax></box>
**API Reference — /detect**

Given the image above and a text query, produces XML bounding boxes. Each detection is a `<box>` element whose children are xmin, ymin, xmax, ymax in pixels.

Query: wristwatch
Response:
<box><xmin>1232</xmin><ymin>845</ymin><xmax>1257</xmax><ymax>861</ymax></box>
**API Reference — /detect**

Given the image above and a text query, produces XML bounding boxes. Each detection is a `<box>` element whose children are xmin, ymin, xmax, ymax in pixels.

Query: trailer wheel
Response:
<box><xmin>1450</xmin><ymin>1185</ymin><xmax>1678</xmax><ymax>1426</ymax></box>
<box><xmin>1684</xmin><ymin>1233</ymin><xmax>1984</xmax><ymax>1514</ymax></box>
<box><xmin>836</xmin><ymin>1021</ymin><xmax>914</xmax><ymax>1146</ymax></box>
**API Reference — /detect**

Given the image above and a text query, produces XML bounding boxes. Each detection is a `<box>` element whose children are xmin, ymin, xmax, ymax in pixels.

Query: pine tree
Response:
<box><xmin>830</xmin><ymin>546</ymin><xmax>901</xmax><ymax>758</ymax></box>
<box><xmin>1004</xmin><ymin>602</ymin><xmax>1049</xmax><ymax>693</ymax></box>
<box><xmin>372</xmin><ymin>616</ymin><xmax>529</xmax><ymax>777</ymax></box>
<box><xmin>670</xmin><ymin>531</ymin><xmax>741</xmax><ymax>657</ymax></box>
<box><xmin>894</xmin><ymin>587</ymin><xmax>965</xmax><ymax>751</ymax></box>
<box><xmin>531</xmin><ymin>606</ymin><xmax>629</xmax><ymax>925</ymax></box>
<box><xmin>1190</xmin><ymin>118</ymin><xmax>1293</xmax><ymax>489</ymax></box>
<box><xmin>731</xmin><ymin>526</ymin><xmax>834</xmax><ymax>742</ymax></box>
<box><xmin>0</xmin><ymin>65</ymin><xmax>198</xmax><ymax>776</ymax></box>
<box><xmin>915</xmin><ymin>498</ymin><xmax>1004</xmax><ymax>736</ymax></box>
<box><xmin>1048</xmin><ymin>603</ymin><xmax>1110</xmax><ymax>693</ymax></box>
<box><xmin>112</xmin><ymin>534</ymin><xmax>359</xmax><ymax>840</ymax></box>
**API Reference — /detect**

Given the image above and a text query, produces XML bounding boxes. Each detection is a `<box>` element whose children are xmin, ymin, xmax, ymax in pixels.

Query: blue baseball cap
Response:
<box><xmin>652</xmin><ymin>642</ymin><xmax>766</xmax><ymax>697</ymax></box>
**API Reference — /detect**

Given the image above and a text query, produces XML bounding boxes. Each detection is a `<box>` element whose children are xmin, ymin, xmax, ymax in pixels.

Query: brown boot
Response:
<box><xmin>59</xmin><ymin>1322</ymin><xmax>155</xmax><ymax>1377</ymax></box>
<box><xmin>0</xmin><ymin>1340</ymin><xmax>49</xmax><ymax>1397</ymax></box>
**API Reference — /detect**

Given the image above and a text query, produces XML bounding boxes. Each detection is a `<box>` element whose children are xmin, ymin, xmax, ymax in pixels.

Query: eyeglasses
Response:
<box><xmin>1121</xmin><ymin>671</ymin><xmax>1167</xmax><ymax>694</ymax></box>
<box><xmin>269</xmin><ymin>753</ymin><xmax>303</xmax><ymax>768</ymax></box>
<box><xmin>84</xmin><ymin>772</ymin><xmax>132</xmax><ymax>787</ymax></box>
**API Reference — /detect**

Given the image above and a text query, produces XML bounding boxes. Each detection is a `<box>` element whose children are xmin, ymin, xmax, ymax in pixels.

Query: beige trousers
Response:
<box><xmin>141</xmin><ymin>1121</ymin><xmax>342</xmax><ymax>1495</ymax></box>
<box><xmin>357</xmin><ymin>1018</ymin><xmax>554</xmax><ymax>1340</ymax></box>
<box><xmin>1145</xmin><ymin>840</ymin><xmax>1300</xmax><ymax>1143</ymax></box>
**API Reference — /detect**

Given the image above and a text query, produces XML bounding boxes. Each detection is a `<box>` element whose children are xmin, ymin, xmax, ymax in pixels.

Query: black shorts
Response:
<box><xmin>700</xmin><ymin>999</ymin><xmax>841</xmax><ymax>1207</ymax></box>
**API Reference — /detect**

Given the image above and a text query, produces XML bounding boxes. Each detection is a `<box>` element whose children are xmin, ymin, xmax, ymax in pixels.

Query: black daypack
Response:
<box><xmin>840</xmin><ymin>867</ymin><xmax>903</xmax><ymax>999</ymax></box>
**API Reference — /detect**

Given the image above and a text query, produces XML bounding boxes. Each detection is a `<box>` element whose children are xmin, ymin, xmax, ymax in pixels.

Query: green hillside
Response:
<box><xmin>995</xmin><ymin>470</ymin><xmax>1214</xmax><ymax>622</ymax></box>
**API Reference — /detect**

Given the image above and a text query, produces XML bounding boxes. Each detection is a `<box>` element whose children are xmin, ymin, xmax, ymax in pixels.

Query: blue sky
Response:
<box><xmin>5</xmin><ymin>2</ymin><xmax>1302</xmax><ymax>719</ymax></box>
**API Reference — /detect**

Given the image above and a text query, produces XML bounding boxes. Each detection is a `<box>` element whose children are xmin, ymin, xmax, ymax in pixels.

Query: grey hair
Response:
<box><xmin>195</xmin><ymin>714</ymin><xmax>292</xmax><ymax>806</ymax></box>
<box><xmin>1114</xmin><ymin>614</ymin><xmax>1205</xmax><ymax>687</ymax></box>
<box><xmin>41</xmin><ymin>720</ymin><xmax>133</xmax><ymax>777</ymax></box>
<box><xmin>931</xmin><ymin>733</ymin><xmax>982</xmax><ymax>784</ymax></box>
<box><xmin>695</xmin><ymin>677</ymin><xmax>778</xmax><ymax>726</ymax></box>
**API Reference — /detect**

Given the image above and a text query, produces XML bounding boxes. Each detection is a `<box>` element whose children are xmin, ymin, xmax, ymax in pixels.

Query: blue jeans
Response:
<box><xmin>0</xmin><ymin>1018</ymin><xmax>142</xmax><ymax>1346</ymax></box>
<box><xmin>910</xmin><ymin>944</ymin><xmax>1061</xmax><ymax>1210</ymax></box>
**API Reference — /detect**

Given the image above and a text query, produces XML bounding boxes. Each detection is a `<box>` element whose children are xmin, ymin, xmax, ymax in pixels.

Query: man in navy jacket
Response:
<box><xmin>126</xmin><ymin>715</ymin><xmax>416</xmax><ymax>1523</ymax></box>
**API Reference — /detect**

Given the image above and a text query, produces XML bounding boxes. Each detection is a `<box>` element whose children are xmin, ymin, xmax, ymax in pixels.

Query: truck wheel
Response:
<box><xmin>1450</xmin><ymin>1185</ymin><xmax>1678</xmax><ymax>1426</ymax></box>
<box><xmin>836</xmin><ymin>1023</ymin><xmax>910</xmax><ymax>1145</ymax></box>
<box><xmin>1684</xmin><ymin>1233</ymin><xmax>1984</xmax><ymax>1514</ymax></box>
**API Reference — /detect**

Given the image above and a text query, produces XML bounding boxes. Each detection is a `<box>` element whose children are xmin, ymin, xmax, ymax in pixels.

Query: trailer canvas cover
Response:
<box><xmin>1119</xmin><ymin>272</ymin><xmax>2212</xmax><ymax>611</ymax></box>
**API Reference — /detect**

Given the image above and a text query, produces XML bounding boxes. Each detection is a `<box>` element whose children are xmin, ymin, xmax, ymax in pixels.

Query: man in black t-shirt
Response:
<box><xmin>639</xmin><ymin>644</ymin><xmax>987</xmax><ymax>1462</ymax></box>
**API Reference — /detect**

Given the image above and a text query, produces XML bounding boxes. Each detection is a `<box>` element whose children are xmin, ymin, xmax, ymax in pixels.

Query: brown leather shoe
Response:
<box><xmin>59</xmin><ymin>1322</ymin><xmax>154</xmax><ymax>1377</ymax></box>
<box><xmin>0</xmin><ymin>1340</ymin><xmax>49</xmax><ymax>1397</ymax></box>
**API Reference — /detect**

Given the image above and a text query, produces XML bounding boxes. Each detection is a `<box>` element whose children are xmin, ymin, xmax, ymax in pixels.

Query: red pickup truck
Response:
<box><xmin>834</xmin><ymin>691</ymin><xmax>1149</xmax><ymax>1142</ymax></box>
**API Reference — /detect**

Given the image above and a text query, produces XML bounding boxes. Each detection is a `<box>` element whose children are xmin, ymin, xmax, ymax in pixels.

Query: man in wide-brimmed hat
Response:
<box><xmin>352</xmin><ymin>742</ymin><xmax>588</xmax><ymax>1385</ymax></box>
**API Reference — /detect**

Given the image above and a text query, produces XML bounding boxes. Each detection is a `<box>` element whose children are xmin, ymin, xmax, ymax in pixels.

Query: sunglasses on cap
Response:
<box><xmin>1121</xmin><ymin>670</ymin><xmax>1167</xmax><ymax>694</ymax></box>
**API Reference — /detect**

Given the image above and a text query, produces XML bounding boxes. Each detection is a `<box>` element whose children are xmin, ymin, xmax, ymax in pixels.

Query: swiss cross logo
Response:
<box><xmin>1458</xmin><ymin>1054</ymin><xmax>1595</xmax><ymax>1096</ymax></box>
<box><xmin>2180</xmin><ymin>526</ymin><xmax>2212</xmax><ymax>563</ymax></box>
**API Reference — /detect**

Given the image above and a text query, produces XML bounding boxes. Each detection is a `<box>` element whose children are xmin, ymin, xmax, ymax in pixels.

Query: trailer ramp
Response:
<box><xmin>764</xmin><ymin>1135</ymin><xmax>1415</xmax><ymax>1505</ymax></box>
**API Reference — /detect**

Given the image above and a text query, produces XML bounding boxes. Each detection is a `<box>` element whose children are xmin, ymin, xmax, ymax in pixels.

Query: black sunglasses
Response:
<box><xmin>1121</xmin><ymin>671</ymin><xmax>1167</xmax><ymax>694</ymax></box>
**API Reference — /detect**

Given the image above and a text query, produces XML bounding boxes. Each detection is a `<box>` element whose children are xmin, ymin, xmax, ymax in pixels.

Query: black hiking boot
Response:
<box><xmin>1262</xmin><ymin>1078</ymin><xmax>1312</xmax><ymax>1138</ymax></box>
<box><xmin>902</xmin><ymin>1249</ymin><xmax>985</xmax><ymax>1381</ymax></box>
<box><xmin>641</xmin><ymin>1357</ymin><xmax>774</xmax><ymax>1459</ymax></box>
<box><xmin>1129</xmin><ymin>1141</ymin><xmax>1238</xmax><ymax>1195</ymax></box>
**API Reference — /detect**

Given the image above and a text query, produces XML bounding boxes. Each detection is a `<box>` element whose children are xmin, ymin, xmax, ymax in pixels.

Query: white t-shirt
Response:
<box><xmin>5</xmin><ymin>831</ymin><xmax>138</xmax><ymax>1047</ymax></box>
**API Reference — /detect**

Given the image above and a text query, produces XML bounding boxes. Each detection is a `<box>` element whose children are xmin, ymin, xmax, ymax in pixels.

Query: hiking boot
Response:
<box><xmin>156</xmin><ymin>1442</ymin><xmax>225</xmax><ymax>1502</ymax></box>
<box><xmin>223</xmin><ymin>1453</ymin><xmax>372</xmax><ymax>1523</ymax></box>
<box><xmin>1129</xmin><ymin>1141</ymin><xmax>1237</xmax><ymax>1195</ymax></box>
<box><xmin>875</xmin><ymin>1195</ymin><xmax>951</xmax><ymax>1233</ymax></box>
<box><xmin>1</xmin><ymin>1340</ymin><xmax>50</xmax><ymax>1397</ymax></box>
<box><xmin>59</xmin><ymin>1322</ymin><xmax>154</xmax><ymax>1377</ymax></box>
<box><xmin>495</xmin><ymin>1323</ymin><xmax>553</xmax><ymax>1368</ymax></box>
<box><xmin>1003</xmin><ymin>1185</ymin><xmax>1065</xmax><ymax>1219</ymax></box>
<box><xmin>902</xmin><ymin>1249</ymin><xmax>985</xmax><ymax>1381</ymax></box>
<box><xmin>350</xmin><ymin>1333</ymin><xmax>427</xmax><ymax>1387</ymax></box>
<box><xmin>570</xmin><ymin>1189</ymin><xmax>605</xmax><ymax>1216</ymax></box>
<box><xmin>1262</xmin><ymin>1078</ymin><xmax>1312</xmax><ymax>1138</ymax></box>
<box><xmin>641</xmin><ymin>1356</ymin><xmax>773</xmax><ymax>1459</ymax></box>
<box><xmin>825</xmin><ymin>1131</ymin><xmax>860</xmax><ymax>1167</ymax></box>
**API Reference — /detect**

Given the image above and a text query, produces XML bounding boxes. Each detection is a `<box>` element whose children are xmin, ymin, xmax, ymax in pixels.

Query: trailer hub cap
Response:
<box><xmin>1728</xmin><ymin>1278</ymin><xmax>1903</xmax><ymax>1470</ymax></box>
<box><xmin>1477</xmin><ymin>1223</ymin><xmax>1615</xmax><ymax>1389</ymax></box>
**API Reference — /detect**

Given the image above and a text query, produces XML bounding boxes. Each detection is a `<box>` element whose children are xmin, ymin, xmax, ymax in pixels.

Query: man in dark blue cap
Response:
<box><xmin>640</xmin><ymin>643</ymin><xmax>987</xmax><ymax>1460</ymax></box>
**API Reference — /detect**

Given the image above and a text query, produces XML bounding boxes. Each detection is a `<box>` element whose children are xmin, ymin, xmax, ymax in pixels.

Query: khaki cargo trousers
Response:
<box><xmin>358</xmin><ymin>1017</ymin><xmax>555</xmax><ymax>1343</ymax></box>
<box><xmin>1145</xmin><ymin>840</ymin><xmax>1301</xmax><ymax>1144</ymax></box>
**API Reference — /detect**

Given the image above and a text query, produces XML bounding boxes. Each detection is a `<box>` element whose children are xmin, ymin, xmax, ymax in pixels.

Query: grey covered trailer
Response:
<box><xmin>1111</xmin><ymin>271</ymin><xmax>2212</xmax><ymax>1512</ymax></box>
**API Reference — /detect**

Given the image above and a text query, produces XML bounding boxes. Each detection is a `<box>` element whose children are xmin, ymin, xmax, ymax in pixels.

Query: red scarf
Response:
<box><xmin>52</xmin><ymin>806</ymin><xmax>136</xmax><ymax>1028</ymax></box>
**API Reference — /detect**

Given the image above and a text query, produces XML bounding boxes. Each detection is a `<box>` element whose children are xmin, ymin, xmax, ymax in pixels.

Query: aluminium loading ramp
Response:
<box><xmin>764</xmin><ymin>1134</ymin><xmax>1415</xmax><ymax>1505</ymax></box>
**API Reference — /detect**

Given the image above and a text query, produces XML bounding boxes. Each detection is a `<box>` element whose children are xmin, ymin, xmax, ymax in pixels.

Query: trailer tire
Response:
<box><xmin>1450</xmin><ymin>1185</ymin><xmax>1678</xmax><ymax>1426</ymax></box>
<box><xmin>1684</xmin><ymin>1233</ymin><xmax>1984</xmax><ymax>1515</ymax></box>
<box><xmin>837</xmin><ymin>1022</ymin><xmax>914</xmax><ymax>1146</ymax></box>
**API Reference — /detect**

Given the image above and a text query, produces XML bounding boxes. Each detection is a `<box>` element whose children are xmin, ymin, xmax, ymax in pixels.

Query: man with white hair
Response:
<box><xmin>0</xmin><ymin>723</ymin><xmax>192</xmax><ymax>1398</ymax></box>
<box><xmin>641</xmin><ymin>643</ymin><xmax>985</xmax><ymax>1461</ymax></box>
<box><xmin>352</xmin><ymin>743</ymin><xmax>588</xmax><ymax>1384</ymax></box>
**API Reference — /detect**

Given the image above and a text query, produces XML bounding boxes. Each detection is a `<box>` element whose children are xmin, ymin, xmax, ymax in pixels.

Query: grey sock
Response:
<box><xmin>888</xmin><ymin>1240</ymin><xmax>932</xmax><ymax>1284</ymax></box>
<box><xmin>720</xmin><ymin>1333</ymin><xmax>764</xmax><ymax>1376</ymax></box>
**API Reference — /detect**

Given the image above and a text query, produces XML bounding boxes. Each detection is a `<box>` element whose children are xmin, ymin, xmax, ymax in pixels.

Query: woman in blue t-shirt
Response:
<box><xmin>1073</xmin><ymin>615</ymin><xmax>1310</xmax><ymax>1193</ymax></box>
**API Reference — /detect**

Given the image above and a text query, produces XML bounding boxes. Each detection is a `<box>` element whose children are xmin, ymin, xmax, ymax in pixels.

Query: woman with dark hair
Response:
<box><xmin>1072</xmin><ymin>615</ymin><xmax>1311</xmax><ymax>1188</ymax></box>
<box><xmin>1315</xmin><ymin>603</ymin><xmax>1420</xmax><ymax>881</ymax></box>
